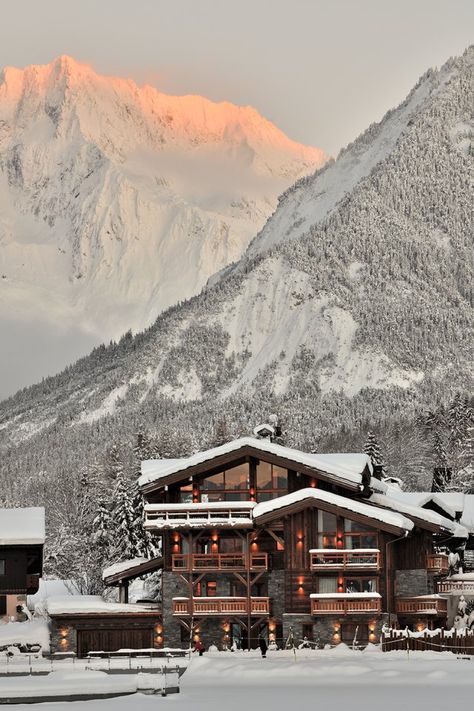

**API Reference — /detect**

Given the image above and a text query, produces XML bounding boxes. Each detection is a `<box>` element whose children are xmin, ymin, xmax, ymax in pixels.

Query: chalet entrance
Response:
<box><xmin>77</xmin><ymin>627</ymin><xmax>154</xmax><ymax>657</ymax></box>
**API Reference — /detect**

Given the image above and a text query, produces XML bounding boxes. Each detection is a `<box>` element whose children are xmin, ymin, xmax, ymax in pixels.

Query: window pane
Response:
<box><xmin>319</xmin><ymin>510</ymin><xmax>337</xmax><ymax>531</ymax></box>
<box><xmin>224</xmin><ymin>492</ymin><xmax>248</xmax><ymax>502</ymax></box>
<box><xmin>203</xmin><ymin>492</ymin><xmax>224</xmax><ymax>502</ymax></box>
<box><xmin>202</xmin><ymin>472</ymin><xmax>224</xmax><ymax>490</ymax></box>
<box><xmin>256</xmin><ymin>461</ymin><xmax>272</xmax><ymax>490</ymax></box>
<box><xmin>319</xmin><ymin>577</ymin><xmax>338</xmax><ymax>593</ymax></box>
<box><xmin>344</xmin><ymin>519</ymin><xmax>374</xmax><ymax>533</ymax></box>
<box><xmin>345</xmin><ymin>578</ymin><xmax>376</xmax><ymax>593</ymax></box>
<box><xmin>0</xmin><ymin>560</ymin><xmax>5</xmax><ymax>576</ymax></box>
<box><xmin>273</xmin><ymin>465</ymin><xmax>288</xmax><ymax>489</ymax></box>
<box><xmin>225</xmin><ymin>464</ymin><xmax>249</xmax><ymax>490</ymax></box>
<box><xmin>219</xmin><ymin>538</ymin><xmax>243</xmax><ymax>553</ymax></box>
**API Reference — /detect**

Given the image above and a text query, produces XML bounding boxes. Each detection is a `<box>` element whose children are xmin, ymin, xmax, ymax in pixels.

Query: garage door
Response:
<box><xmin>77</xmin><ymin>628</ymin><xmax>154</xmax><ymax>657</ymax></box>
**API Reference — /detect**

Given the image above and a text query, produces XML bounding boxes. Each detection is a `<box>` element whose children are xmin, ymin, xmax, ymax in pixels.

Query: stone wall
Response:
<box><xmin>395</xmin><ymin>569</ymin><xmax>431</xmax><ymax>598</ymax></box>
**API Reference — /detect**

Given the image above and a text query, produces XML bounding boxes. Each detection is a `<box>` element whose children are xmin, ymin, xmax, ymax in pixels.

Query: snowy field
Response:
<box><xmin>3</xmin><ymin>646</ymin><xmax>474</xmax><ymax>710</ymax></box>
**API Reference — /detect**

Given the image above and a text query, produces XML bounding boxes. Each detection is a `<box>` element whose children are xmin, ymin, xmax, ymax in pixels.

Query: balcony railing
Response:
<box><xmin>145</xmin><ymin>502</ymin><xmax>255</xmax><ymax>529</ymax></box>
<box><xmin>310</xmin><ymin>593</ymin><xmax>381</xmax><ymax>615</ymax></box>
<box><xmin>395</xmin><ymin>597</ymin><xmax>448</xmax><ymax>616</ymax></box>
<box><xmin>426</xmin><ymin>554</ymin><xmax>449</xmax><ymax>575</ymax></box>
<box><xmin>438</xmin><ymin>580</ymin><xmax>474</xmax><ymax>594</ymax></box>
<box><xmin>309</xmin><ymin>549</ymin><xmax>380</xmax><ymax>571</ymax></box>
<box><xmin>172</xmin><ymin>553</ymin><xmax>268</xmax><ymax>572</ymax></box>
<box><xmin>172</xmin><ymin>597</ymin><xmax>270</xmax><ymax>616</ymax></box>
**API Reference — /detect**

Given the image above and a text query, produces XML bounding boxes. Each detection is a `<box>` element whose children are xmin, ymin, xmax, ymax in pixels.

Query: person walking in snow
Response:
<box><xmin>194</xmin><ymin>640</ymin><xmax>205</xmax><ymax>656</ymax></box>
<box><xmin>258</xmin><ymin>636</ymin><xmax>268</xmax><ymax>658</ymax></box>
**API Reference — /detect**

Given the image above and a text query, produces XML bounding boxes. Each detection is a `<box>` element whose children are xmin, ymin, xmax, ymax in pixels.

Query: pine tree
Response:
<box><xmin>363</xmin><ymin>431</ymin><xmax>386</xmax><ymax>476</ymax></box>
<box><xmin>431</xmin><ymin>431</ymin><xmax>451</xmax><ymax>492</ymax></box>
<box><xmin>110</xmin><ymin>447</ymin><xmax>136</xmax><ymax>560</ymax></box>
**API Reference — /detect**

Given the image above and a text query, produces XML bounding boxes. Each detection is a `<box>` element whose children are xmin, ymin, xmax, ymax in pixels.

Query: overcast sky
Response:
<box><xmin>0</xmin><ymin>0</ymin><xmax>472</xmax><ymax>156</ymax></box>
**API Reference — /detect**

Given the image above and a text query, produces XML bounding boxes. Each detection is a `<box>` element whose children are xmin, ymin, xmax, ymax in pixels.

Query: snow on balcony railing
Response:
<box><xmin>438</xmin><ymin>580</ymin><xmax>474</xmax><ymax>594</ymax></box>
<box><xmin>309</xmin><ymin>549</ymin><xmax>380</xmax><ymax>570</ymax></box>
<box><xmin>172</xmin><ymin>597</ymin><xmax>270</xmax><ymax>616</ymax></box>
<box><xmin>171</xmin><ymin>552</ymin><xmax>268</xmax><ymax>571</ymax></box>
<box><xmin>144</xmin><ymin>502</ymin><xmax>255</xmax><ymax>529</ymax></box>
<box><xmin>395</xmin><ymin>596</ymin><xmax>447</xmax><ymax>616</ymax></box>
<box><xmin>310</xmin><ymin>593</ymin><xmax>381</xmax><ymax>615</ymax></box>
<box><xmin>426</xmin><ymin>554</ymin><xmax>449</xmax><ymax>574</ymax></box>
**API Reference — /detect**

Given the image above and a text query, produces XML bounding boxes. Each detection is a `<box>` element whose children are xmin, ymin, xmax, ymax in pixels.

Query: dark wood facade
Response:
<box><xmin>0</xmin><ymin>544</ymin><xmax>42</xmax><ymax>595</ymax></box>
<box><xmin>141</xmin><ymin>440</ymin><xmax>452</xmax><ymax>647</ymax></box>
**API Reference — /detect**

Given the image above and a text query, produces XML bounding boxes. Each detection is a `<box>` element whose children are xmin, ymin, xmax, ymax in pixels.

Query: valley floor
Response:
<box><xmin>2</xmin><ymin>646</ymin><xmax>474</xmax><ymax>710</ymax></box>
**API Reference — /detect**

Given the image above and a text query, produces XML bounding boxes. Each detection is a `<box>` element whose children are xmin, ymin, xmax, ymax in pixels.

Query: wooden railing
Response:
<box><xmin>172</xmin><ymin>597</ymin><xmax>270</xmax><ymax>616</ymax></box>
<box><xmin>438</xmin><ymin>580</ymin><xmax>474</xmax><ymax>594</ymax></box>
<box><xmin>426</xmin><ymin>554</ymin><xmax>449</xmax><ymax>575</ymax></box>
<box><xmin>145</xmin><ymin>503</ymin><xmax>254</xmax><ymax>529</ymax></box>
<box><xmin>310</xmin><ymin>595</ymin><xmax>381</xmax><ymax>615</ymax></box>
<box><xmin>309</xmin><ymin>549</ymin><xmax>380</xmax><ymax>571</ymax></box>
<box><xmin>172</xmin><ymin>553</ymin><xmax>268</xmax><ymax>571</ymax></box>
<box><xmin>395</xmin><ymin>597</ymin><xmax>448</xmax><ymax>616</ymax></box>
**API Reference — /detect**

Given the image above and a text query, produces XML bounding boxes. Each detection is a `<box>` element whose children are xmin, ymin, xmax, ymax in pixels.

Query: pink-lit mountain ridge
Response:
<box><xmin>0</xmin><ymin>55</ymin><xmax>326</xmax><ymax>394</ymax></box>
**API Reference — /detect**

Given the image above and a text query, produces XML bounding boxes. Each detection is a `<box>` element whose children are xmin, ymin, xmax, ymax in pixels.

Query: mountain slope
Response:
<box><xmin>0</xmin><ymin>47</ymin><xmax>472</xmax><ymax>501</ymax></box>
<box><xmin>0</xmin><ymin>56</ymin><xmax>326</xmax><ymax>396</ymax></box>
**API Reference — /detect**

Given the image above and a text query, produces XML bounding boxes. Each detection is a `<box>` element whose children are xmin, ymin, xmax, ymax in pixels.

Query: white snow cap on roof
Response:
<box><xmin>47</xmin><ymin>596</ymin><xmax>158</xmax><ymax>615</ymax></box>
<box><xmin>253</xmin><ymin>488</ymin><xmax>414</xmax><ymax>532</ymax></box>
<box><xmin>382</xmin><ymin>490</ymin><xmax>474</xmax><ymax>534</ymax></box>
<box><xmin>0</xmin><ymin>507</ymin><xmax>45</xmax><ymax>545</ymax></box>
<box><xmin>102</xmin><ymin>557</ymin><xmax>151</xmax><ymax>580</ymax></box>
<box><xmin>369</xmin><ymin>493</ymin><xmax>467</xmax><ymax>536</ymax></box>
<box><xmin>139</xmin><ymin>437</ymin><xmax>372</xmax><ymax>489</ymax></box>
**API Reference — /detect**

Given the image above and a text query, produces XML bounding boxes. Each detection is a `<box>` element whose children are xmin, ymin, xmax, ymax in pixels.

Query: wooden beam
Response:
<box><xmin>266</xmin><ymin>527</ymin><xmax>285</xmax><ymax>549</ymax></box>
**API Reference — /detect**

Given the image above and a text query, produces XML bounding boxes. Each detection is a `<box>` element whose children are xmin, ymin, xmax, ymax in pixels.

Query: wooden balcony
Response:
<box><xmin>144</xmin><ymin>502</ymin><xmax>254</xmax><ymax>530</ymax></box>
<box><xmin>395</xmin><ymin>596</ymin><xmax>448</xmax><ymax>616</ymax></box>
<box><xmin>426</xmin><ymin>554</ymin><xmax>449</xmax><ymax>575</ymax></box>
<box><xmin>172</xmin><ymin>597</ymin><xmax>270</xmax><ymax>616</ymax></box>
<box><xmin>309</xmin><ymin>549</ymin><xmax>380</xmax><ymax>571</ymax></box>
<box><xmin>172</xmin><ymin>552</ymin><xmax>268</xmax><ymax>572</ymax></box>
<box><xmin>438</xmin><ymin>580</ymin><xmax>474</xmax><ymax>594</ymax></box>
<box><xmin>310</xmin><ymin>593</ymin><xmax>381</xmax><ymax>615</ymax></box>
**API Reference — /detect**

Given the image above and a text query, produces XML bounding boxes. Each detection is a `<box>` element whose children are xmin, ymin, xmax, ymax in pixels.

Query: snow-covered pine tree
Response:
<box><xmin>431</xmin><ymin>431</ymin><xmax>451</xmax><ymax>492</ymax></box>
<box><xmin>363</xmin><ymin>431</ymin><xmax>386</xmax><ymax>477</ymax></box>
<box><xmin>130</xmin><ymin>429</ymin><xmax>158</xmax><ymax>558</ymax></box>
<box><xmin>109</xmin><ymin>446</ymin><xmax>136</xmax><ymax>560</ymax></box>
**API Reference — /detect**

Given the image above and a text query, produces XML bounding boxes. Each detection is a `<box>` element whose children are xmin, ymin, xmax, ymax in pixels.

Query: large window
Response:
<box><xmin>344</xmin><ymin>520</ymin><xmax>378</xmax><ymax>549</ymax></box>
<box><xmin>344</xmin><ymin>577</ymin><xmax>377</xmax><ymax>593</ymax></box>
<box><xmin>179</xmin><ymin>483</ymin><xmax>193</xmax><ymax>503</ymax></box>
<box><xmin>256</xmin><ymin>461</ymin><xmax>288</xmax><ymax>501</ymax></box>
<box><xmin>317</xmin><ymin>511</ymin><xmax>338</xmax><ymax>548</ymax></box>
<box><xmin>200</xmin><ymin>464</ymin><xmax>249</xmax><ymax>501</ymax></box>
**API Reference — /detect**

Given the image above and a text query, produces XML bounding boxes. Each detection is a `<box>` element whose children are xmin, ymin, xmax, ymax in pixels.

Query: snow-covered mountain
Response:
<box><xmin>0</xmin><ymin>55</ymin><xmax>326</xmax><ymax>395</ymax></box>
<box><xmin>0</xmin><ymin>47</ymin><xmax>472</xmax><ymax>500</ymax></box>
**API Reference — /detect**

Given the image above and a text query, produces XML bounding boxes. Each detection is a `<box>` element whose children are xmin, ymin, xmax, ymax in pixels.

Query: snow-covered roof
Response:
<box><xmin>0</xmin><ymin>507</ymin><xmax>45</xmax><ymax>545</ymax></box>
<box><xmin>102</xmin><ymin>558</ymin><xmax>151</xmax><ymax>580</ymax></box>
<box><xmin>139</xmin><ymin>437</ymin><xmax>372</xmax><ymax>490</ymax></box>
<box><xmin>382</xmin><ymin>490</ymin><xmax>474</xmax><ymax>534</ymax></box>
<box><xmin>310</xmin><ymin>593</ymin><xmax>382</xmax><ymax>599</ymax></box>
<box><xmin>47</xmin><ymin>596</ymin><xmax>160</xmax><ymax>616</ymax></box>
<box><xmin>28</xmin><ymin>579</ymin><xmax>80</xmax><ymax>609</ymax></box>
<box><xmin>369</xmin><ymin>493</ymin><xmax>467</xmax><ymax>536</ymax></box>
<box><xmin>253</xmin><ymin>488</ymin><xmax>414</xmax><ymax>532</ymax></box>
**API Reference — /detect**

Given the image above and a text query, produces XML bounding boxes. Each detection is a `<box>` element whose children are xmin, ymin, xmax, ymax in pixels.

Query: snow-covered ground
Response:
<box><xmin>3</xmin><ymin>646</ymin><xmax>474</xmax><ymax>709</ymax></box>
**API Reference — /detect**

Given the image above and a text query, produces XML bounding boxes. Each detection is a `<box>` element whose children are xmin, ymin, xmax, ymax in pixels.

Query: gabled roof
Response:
<box><xmin>139</xmin><ymin>437</ymin><xmax>372</xmax><ymax>493</ymax></box>
<box><xmin>369</xmin><ymin>493</ymin><xmax>468</xmax><ymax>537</ymax></box>
<box><xmin>102</xmin><ymin>557</ymin><xmax>163</xmax><ymax>585</ymax></box>
<box><xmin>0</xmin><ymin>507</ymin><xmax>45</xmax><ymax>546</ymax></box>
<box><xmin>252</xmin><ymin>488</ymin><xmax>414</xmax><ymax>535</ymax></box>
<box><xmin>382</xmin><ymin>489</ymin><xmax>474</xmax><ymax>534</ymax></box>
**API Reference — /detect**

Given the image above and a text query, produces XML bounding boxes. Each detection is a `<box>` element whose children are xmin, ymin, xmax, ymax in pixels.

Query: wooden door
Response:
<box><xmin>77</xmin><ymin>628</ymin><xmax>153</xmax><ymax>657</ymax></box>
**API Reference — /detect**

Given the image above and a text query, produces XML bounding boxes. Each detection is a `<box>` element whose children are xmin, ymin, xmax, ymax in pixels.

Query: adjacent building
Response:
<box><xmin>0</xmin><ymin>507</ymin><xmax>44</xmax><ymax>621</ymax></box>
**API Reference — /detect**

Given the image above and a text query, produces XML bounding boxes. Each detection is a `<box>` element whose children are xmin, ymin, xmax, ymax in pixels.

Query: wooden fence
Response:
<box><xmin>382</xmin><ymin>628</ymin><xmax>474</xmax><ymax>653</ymax></box>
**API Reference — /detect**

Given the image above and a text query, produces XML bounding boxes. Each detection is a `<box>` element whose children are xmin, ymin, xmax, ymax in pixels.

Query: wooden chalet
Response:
<box><xmin>0</xmin><ymin>507</ymin><xmax>44</xmax><ymax>621</ymax></box>
<box><xmin>138</xmin><ymin>436</ymin><xmax>465</xmax><ymax>649</ymax></box>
